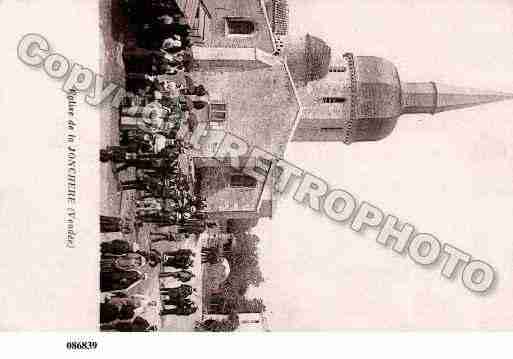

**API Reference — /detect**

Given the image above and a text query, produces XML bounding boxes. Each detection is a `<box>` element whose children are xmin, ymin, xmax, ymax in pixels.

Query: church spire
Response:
<box><xmin>401</xmin><ymin>82</ymin><xmax>513</xmax><ymax>115</ymax></box>
<box><xmin>291</xmin><ymin>52</ymin><xmax>513</xmax><ymax>144</ymax></box>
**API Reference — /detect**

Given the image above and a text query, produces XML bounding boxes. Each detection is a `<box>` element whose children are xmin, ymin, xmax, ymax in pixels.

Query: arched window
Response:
<box><xmin>226</xmin><ymin>18</ymin><xmax>256</xmax><ymax>35</ymax></box>
<box><xmin>322</xmin><ymin>97</ymin><xmax>347</xmax><ymax>104</ymax></box>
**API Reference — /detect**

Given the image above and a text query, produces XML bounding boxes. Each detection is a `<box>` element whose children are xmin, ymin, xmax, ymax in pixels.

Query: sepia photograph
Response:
<box><xmin>3</xmin><ymin>1</ymin><xmax>513</xmax><ymax>353</ymax></box>
<box><xmin>97</xmin><ymin>0</ymin><xmax>513</xmax><ymax>332</ymax></box>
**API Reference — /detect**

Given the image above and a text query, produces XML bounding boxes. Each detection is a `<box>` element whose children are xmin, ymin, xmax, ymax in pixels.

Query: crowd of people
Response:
<box><xmin>99</xmin><ymin>241</ymin><xmax>200</xmax><ymax>329</ymax></box>
<box><xmin>99</xmin><ymin>0</ymin><xmax>214</xmax><ymax>331</ymax></box>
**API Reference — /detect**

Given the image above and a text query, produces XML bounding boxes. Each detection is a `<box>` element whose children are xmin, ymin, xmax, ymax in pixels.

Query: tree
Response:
<box><xmin>195</xmin><ymin>313</ymin><xmax>240</xmax><ymax>332</ymax></box>
<box><xmin>206</xmin><ymin>233</ymin><xmax>267</xmax><ymax>316</ymax></box>
<box><xmin>225</xmin><ymin>233</ymin><xmax>265</xmax><ymax>294</ymax></box>
<box><xmin>226</xmin><ymin>218</ymin><xmax>259</xmax><ymax>233</ymax></box>
<box><xmin>237</xmin><ymin>297</ymin><xmax>266</xmax><ymax>313</ymax></box>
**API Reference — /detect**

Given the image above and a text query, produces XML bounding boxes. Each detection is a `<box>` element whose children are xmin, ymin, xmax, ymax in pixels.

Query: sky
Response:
<box><xmin>250</xmin><ymin>0</ymin><xmax>513</xmax><ymax>330</ymax></box>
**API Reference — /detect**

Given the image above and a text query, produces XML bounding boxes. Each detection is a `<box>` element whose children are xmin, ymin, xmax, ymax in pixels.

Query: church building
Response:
<box><xmin>176</xmin><ymin>0</ymin><xmax>513</xmax><ymax>225</ymax></box>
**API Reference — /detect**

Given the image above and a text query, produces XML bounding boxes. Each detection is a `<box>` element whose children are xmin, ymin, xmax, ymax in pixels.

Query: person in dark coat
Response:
<box><xmin>121</xmin><ymin>0</ymin><xmax>183</xmax><ymax>20</ymax></box>
<box><xmin>101</xmin><ymin>316</ymin><xmax>157</xmax><ymax>332</ymax></box>
<box><xmin>150</xmin><ymin>232</ymin><xmax>177</xmax><ymax>243</ymax></box>
<box><xmin>164</xmin><ymin>249</ymin><xmax>194</xmax><ymax>257</ymax></box>
<box><xmin>163</xmin><ymin>296</ymin><xmax>194</xmax><ymax>308</ymax></box>
<box><xmin>160</xmin><ymin>284</ymin><xmax>193</xmax><ymax>301</ymax></box>
<box><xmin>201</xmin><ymin>247</ymin><xmax>221</xmax><ymax>265</ymax></box>
<box><xmin>160</xmin><ymin>305</ymin><xmax>197</xmax><ymax>316</ymax></box>
<box><xmin>117</xmin><ymin>174</ymin><xmax>166</xmax><ymax>193</ymax></box>
<box><xmin>180</xmin><ymin>82</ymin><xmax>207</xmax><ymax>97</ymax></box>
<box><xmin>101</xmin><ymin>143</ymin><xmax>152</xmax><ymax>162</ymax></box>
<box><xmin>159</xmin><ymin>269</ymin><xmax>195</xmax><ymax>282</ymax></box>
<box><xmin>181</xmin><ymin>50</ymin><xmax>195</xmax><ymax>72</ymax></box>
<box><xmin>100</xmin><ymin>302</ymin><xmax>136</xmax><ymax>324</ymax></box>
<box><xmin>118</xmin><ymin>316</ymin><xmax>155</xmax><ymax>332</ymax></box>
<box><xmin>100</xmin><ymin>302</ymin><xmax>120</xmax><ymax>324</ymax></box>
<box><xmin>120</xmin><ymin>130</ymin><xmax>154</xmax><ymax>152</ymax></box>
<box><xmin>137</xmin><ymin>211</ymin><xmax>183</xmax><ymax>227</ymax></box>
<box><xmin>100</xmin><ymin>216</ymin><xmax>130</xmax><ymax>233</ymax></box>
<box><xmin>114</xmin><ymin>159</ymin><xmax>159</xmax><ymax>174</ymax></box>
<box><xmin>100</xmin><ymin>270</ymin><xmax>146</xmax><ymax>292</ymax></box>
<box><xmin>163</xmin><ymin>248</ymin><xmax>195</xmax><ymax>262</ymax></box>
<box><xmin>101</xmin><ymin>239</ymin><xmax>133</xmax><ymax>255</ymax></box>
<box><xmin>163</xmin><ymin>255</ymin><xmax>193</xmax><ymax>269</ymax></box>
<box><xmin>140</xmin><ymin>186</ymin><xmax>179</xmax><ymax>201</ymax></box>
<box><xmin>177</xmin><ymin>219</ymin><xmax>206</xmax><ymax>235</ymax></box>
<box><xmin>114</xmin><ymin>156</ymin><xmax>179</xmax><ymax>175</ymax></box>
<box><xmin>137</xmin><ymin>250</ymin><xmax>162</xmax><ymax>267</ymax></box>
<box><xmin>186</xmin><ymin>112</ymin><xmax>199</xmax><ymax>132</ymax></box>
<box><xmin>138</xmin><ymin>21</ymin><xmax>190</xmax><ymax>49</ymax></box>
<box><xmin>182</xmin><ymin>99</ymin><xmax>207</xmax><ymax>111</ymax></box>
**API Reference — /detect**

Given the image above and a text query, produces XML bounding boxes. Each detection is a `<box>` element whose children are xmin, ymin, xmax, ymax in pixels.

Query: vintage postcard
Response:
<box><xmin>2</xmin><ymin>0</ymin><xmax>513</xmax><ymax>335</ymax></box>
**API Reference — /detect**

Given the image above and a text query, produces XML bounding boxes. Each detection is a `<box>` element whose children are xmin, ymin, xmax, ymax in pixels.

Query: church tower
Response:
<box><xmin>282</xmin><ymin>35</ymin><xmax>513</xmax><ymax>144</ymax></box>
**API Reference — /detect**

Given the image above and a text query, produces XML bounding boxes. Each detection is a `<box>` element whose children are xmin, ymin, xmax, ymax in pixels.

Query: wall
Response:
<box><xmin>190</xmin><ymin>63</ymin><xmax>299</xmax><ymax>214</ymax></box>
<box><xmin>203</xmin><ymin>0</ymin><xmax>275</xmax><ymax>52</ymax></box>
<box><xmin>292</xmin><ymin>55</ymin><xmax>353</xmax><ymax>141</ymax></box>
<box><xmin>191</xmin><ymin>64</ymin><xmax>299</xmax><ymax>156</ymax></box>
<box><xmin>196</xmin><ymin>164</ymin><xmax>263</xmax><ymax>213</ymax></box>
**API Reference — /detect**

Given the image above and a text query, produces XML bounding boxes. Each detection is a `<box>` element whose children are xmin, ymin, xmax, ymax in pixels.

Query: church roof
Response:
<box><xmin>304</xmin><ymin>34</ymin><xmax>332</xmax><ymax>83</ymax></box>
<box><xmin>285</xmin><ymin>34</ymin><xmax>332</xmax><ymax>87</ymax></box>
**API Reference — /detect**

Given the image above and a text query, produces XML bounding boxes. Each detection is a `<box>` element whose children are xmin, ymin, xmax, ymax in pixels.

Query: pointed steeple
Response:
<box><xmin>401</xmin><ymin>82</ymin><xmax>513</xmax><ymax>115</ymax></box>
